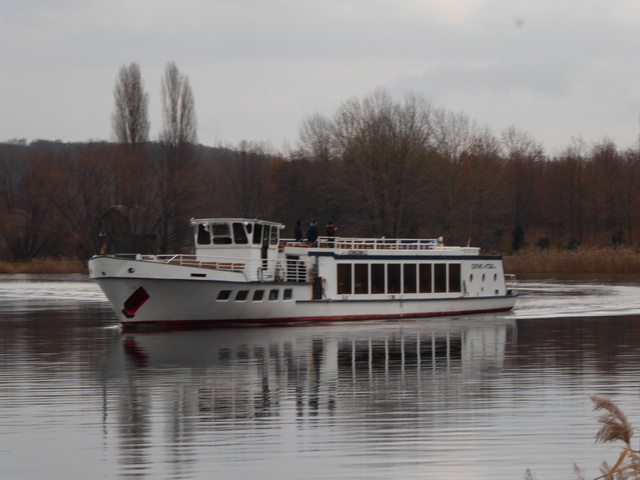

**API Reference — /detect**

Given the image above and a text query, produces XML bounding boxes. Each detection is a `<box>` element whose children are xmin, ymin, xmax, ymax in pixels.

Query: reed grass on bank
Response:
<box><xmin>526</xmin><ymin>395</ymin><xmax>640</xmax><ymax>480</ymax></box>
<box><xmin>0</xmin><ymin>259</ymin><xmax>87</xmax><ymax>274</ymax></box>
<box><xmin>504</xmin><ymin>247</ymin><xmax>640</xmax><ymax>276</ymax></box>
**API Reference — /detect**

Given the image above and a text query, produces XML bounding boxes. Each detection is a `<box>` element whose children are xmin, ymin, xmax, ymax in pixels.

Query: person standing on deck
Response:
<box><xmin>307</xmin><ymin>220</ymin><xmax>318</xmax><ymax>246</ymax></box>
<box><xmin>325</xmin><ymin>221</ymin><xmax>337</xmax><ymax>247</ymax></box>
<box><xmin>325</xmin><ymin>221</ymin><xmax>337</xmax><ymax>237</ymax></box>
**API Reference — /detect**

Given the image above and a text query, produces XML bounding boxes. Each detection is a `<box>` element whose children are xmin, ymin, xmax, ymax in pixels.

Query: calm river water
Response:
<box><xmin>2</xmin><ymin>275</ymin><xmax>640</xmax><ymax>479</ymax></box>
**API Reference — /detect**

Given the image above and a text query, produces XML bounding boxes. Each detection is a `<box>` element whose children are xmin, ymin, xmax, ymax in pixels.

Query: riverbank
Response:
<box><xmin>0</xmin><ymin>259</ymin><xmax>88</xmax><ymax>274</ymax></box>
<box><xmin>503</xmin><ymin>246</ymin><xmax>640</xmax><ymax>278</ymax></box>
<box><xmin>2</xmin><ymin>247</ymin><xmax>640</xmax><ymax>277</ymax></box>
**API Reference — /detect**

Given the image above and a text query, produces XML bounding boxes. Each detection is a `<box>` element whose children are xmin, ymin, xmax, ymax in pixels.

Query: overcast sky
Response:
<box><xmin>2</xmin><ymin>0</ymin><xmax>640</xmax><ymax>154</ymax></box>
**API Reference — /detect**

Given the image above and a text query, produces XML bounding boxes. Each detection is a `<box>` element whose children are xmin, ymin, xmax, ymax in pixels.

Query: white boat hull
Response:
<box><xmin>89</xmin><ymin>217</ymin><xmax>517</xmax><ymax>328</ymax></box>
<box><xmin>90</xmin><ymin>257</ymin><xmax>515</xmax><ymax>327</ymax></box>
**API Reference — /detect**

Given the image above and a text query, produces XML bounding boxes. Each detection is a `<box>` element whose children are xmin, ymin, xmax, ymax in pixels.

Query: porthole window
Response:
<box><xmin>253</xmin><ymin>290</ymin><xmax>264</xmax><ymax>301</ymax></box>
<box><xmin>283</xmin><ymin>288</ymin><xmax>293</xmax><ymax>300</ymax></box>
<box><xmin>269</xmin><ymin>289</ymin><xmax>279</xmax><ymax>301</ymax></box>
<box><xmin>217</xmin><ymin>290</ymin><xmax>231</xmax><ymax>300</ymax></box>
<box><xmin>235</xmin><ymin>290</ymin><xmax>248</xmax><ymax>301</ymax></box>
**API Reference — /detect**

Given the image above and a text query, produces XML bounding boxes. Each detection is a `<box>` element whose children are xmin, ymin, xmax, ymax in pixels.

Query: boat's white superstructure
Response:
<box><xmin>88</xmin><ymin>218</ymin><xmax>517</xmax><ymax>327</ymax></box>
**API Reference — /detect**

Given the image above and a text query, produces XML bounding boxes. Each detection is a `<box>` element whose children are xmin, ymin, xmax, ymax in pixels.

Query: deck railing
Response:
<box><xmin>141</xmin><ymin>254</ymin><xmax>309</xmax><ymax>283</ymax></box>
<box><xmin>283</xmin><ymin>236</ymin><xmax>479</xmax><ymax>254</ymax></box>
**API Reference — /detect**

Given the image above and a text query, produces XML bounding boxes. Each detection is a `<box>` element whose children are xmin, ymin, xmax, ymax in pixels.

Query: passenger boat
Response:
<box><xmin>88</xmin><ymin>217</ymin><xmax>517</xmax><ymax>328</ymax></box>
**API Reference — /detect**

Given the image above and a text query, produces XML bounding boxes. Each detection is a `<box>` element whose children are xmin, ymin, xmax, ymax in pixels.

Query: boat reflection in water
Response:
<box><xmin>105</xmin><ymin>317</ymin><xmax>515</xmax><ymax>425</ymax></box>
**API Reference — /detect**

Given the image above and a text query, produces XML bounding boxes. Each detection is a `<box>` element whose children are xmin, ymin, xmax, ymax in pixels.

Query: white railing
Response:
<box><xmin>283</xmin><ymin>236</ymin><xmax>479</xmax><ymax>254</ymax></box>
<box><xmin>140</xmin><ymin>254</ymin><xmax>309</xmax><ymax>283</ymax></box>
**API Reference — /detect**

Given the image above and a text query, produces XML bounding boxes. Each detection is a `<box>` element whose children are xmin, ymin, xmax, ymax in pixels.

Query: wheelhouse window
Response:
<box><xmin>252</xmin><ymin>223</ymin><xmax>263</xmax><ymax>244</ymax></box>
<box><xmin>233</xmin><ymin>222</ymin><xmax>248</xmax><ymax>244</ymax></box>
<box><xmin>212</xmin><ymin>223</ymin><xmax>232</xmax><ymax>244</ymax></box>
<box><xmin>197</xmin><ymin>224</ymin><xmax>211</xmax><ymax>245</ymax></box>
<box><xmin>269</xmin><ymin>225</ymin><xmax>279</xmax><ymax>245</ymax></box>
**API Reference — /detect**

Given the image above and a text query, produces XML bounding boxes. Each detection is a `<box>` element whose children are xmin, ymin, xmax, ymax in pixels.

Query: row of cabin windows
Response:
<box><xmin>217</xmin><ymin>288</ymin><xmax>293</xmax><ymax>302</ymax></box>
<box><xmin>197</xmin><ymin>222</ymin><xmax>279</xmax><ymax>246</ymax></box>
<box><xmin>337</xmin><ymin>263</ymin><xmax>462</xmax><ymax>295</ymax></box>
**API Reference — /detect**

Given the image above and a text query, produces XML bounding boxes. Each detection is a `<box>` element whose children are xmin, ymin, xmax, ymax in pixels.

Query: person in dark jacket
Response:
<box><xmin>307</xmin><ymin>220</ymin><xmax>318</xmax><ymax>245</ymax></box>
<box><xmin>325</xmin><ymin>221</ymin><xmax>337</xmax><ymax>247</ymax></box>
<box><xmin>325</xmin><ymin>221</ymin><xmax>337</xmax><ymax>237</ymax></box>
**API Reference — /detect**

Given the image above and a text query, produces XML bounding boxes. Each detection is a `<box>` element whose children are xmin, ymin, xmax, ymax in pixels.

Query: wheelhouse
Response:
<box><xmin>192</xmin><ymin>218</ymin><xmax>283</xmax><ymax>249</ymax></box>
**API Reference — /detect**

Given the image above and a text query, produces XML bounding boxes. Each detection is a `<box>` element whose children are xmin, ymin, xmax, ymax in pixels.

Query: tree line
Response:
<box><xmin>1</xmin><ymin>69</ymin><xmax>640</xmax><ymax>261</ymax></box>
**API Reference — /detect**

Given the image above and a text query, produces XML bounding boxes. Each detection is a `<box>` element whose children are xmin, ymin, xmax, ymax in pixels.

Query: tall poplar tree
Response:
<box><xmin>112</xmin><ymin>63</ymin><xmax>149</xmax><ymax>144</ymax></box>
<box><xmin>156</xmin><ymin>62</ymin><xmax>198</xmax><ymax>251</ymax></box>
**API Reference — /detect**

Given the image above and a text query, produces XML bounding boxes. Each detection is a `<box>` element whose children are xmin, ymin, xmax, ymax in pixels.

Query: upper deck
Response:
<box><xmin>296</xmin><ymin>236</ymin><xmax>480</xmax><ymax>256</ymax></box>
<box><xmin>191</xmin><ymin>218</ymin><xmax>481</xmax><ymax>257</ymax></box>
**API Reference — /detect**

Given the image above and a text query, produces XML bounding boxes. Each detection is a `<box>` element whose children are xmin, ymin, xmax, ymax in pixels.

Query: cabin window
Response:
<box><xmin>387</xmin><ymin>264</ymin><xmax>401</xmax><ymax>294</ymax></box>
<box><xmin>403</xmin><ymin>264</ymin><xmax>417</xmax><ymax>293</ymax></box>
<box><xmin>269</xmin><ymin>225</ymin><xmax>279</xmax><ymax>245</ymax></box>
<box><xmin>371</xmin><ymin>264</ymin><xmax>385</xmax><ymax>293</ymax></box>
<box><xmin>235</xmin><ymin>290</ymin><xmax>248</xmax><ymax>301</ymax></box>
<box><xmin>253</xmin><ymin>290</ymin><xmax>264</xmax><ymax>301</ymax></box>
<box><xmin>434</xmin><ymin>264</ymin><xmax>447</xmax><ymax>293</ymax></box>
<box><xmin>212</xmin><ymin>223</ymin><xmax>232</xmax><ymax>244</ymax></box>
<box><xmin>419</xmin><ymin>264</ymin><xmax>432</xmax><ymax>293</ymax></box>
<box><xmin>252</xmin><ymin>223</ymin><xmax>263</xmax><ymax>244</ymax></box>
<box><xmin>217</xmin><ymin>290</ymin><xmax>231</xmax><ymax>300</ymax></box>
<box><xmin>354</xmin><ymin>264</ymin><xmax>368</xmax><ymax>294</ymax></box>
<box><xmin>449</xmin><ymin>264</ymin><xmax>461</xmax><ymax>293</ymax></box>
<box><xmin>283</xmin><ymin>288</ymin><xmax>293</xmax><ymax>300</ymax></box>
<box><xmin>233</xmin><ymin>222</ymin><xmax>248</xmax><ymax>244</ymax></box>
<box><xmin>269</xmin><ymin>289</ymin><xmax>279</xmax><ymax>300</ymax></box>
<box><xmin>197</xmin><ymin>224</ymin><xmax>211</xmax><ymax>245</ymax></box>
<box><xmin>337</xmin><ymin>264</ymin><xmax>352</xmax><ymax>294</ymax></box>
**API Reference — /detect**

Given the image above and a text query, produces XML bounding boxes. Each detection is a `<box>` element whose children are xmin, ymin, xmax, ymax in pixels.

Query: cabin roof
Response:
<box><xmin>190</xmin><ymin>218</ymin><xmax>284</xmax><ymax>228</ymax></box>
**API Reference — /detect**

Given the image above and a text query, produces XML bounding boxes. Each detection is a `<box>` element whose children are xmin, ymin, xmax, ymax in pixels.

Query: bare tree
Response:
<box><xmin>299</xmin><ymin>90</ymin><xmax>434</xmax><ymax>237</ymax></box>
<box><xmin>159</xmin><ymin>62</ymin><xmax>197</xmax><ymax>146</ymax></box>
<box><xmin>112</xmin><ymin>63</ymin><xmax>149</xmax><ymax>144</ymax></box>
<box><xmin>155</xmin><ymin>62</ymin><xmax>199</xmax><ymax>251</ymax></box>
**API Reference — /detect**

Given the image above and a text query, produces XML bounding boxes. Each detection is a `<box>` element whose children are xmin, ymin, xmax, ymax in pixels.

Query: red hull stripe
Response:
<box><xmin>121</xmin><ymin>306</ymin><xmax>513</xmax><ymax>328</ymax></box>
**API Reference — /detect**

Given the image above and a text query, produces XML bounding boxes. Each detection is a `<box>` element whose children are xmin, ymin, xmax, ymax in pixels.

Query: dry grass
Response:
<box><xmin>526</xmin><ymin>396</ymin><xmax>640</xmax><ymax>480</ymax></box>
<box><xmin>590</xmin><ymin>395</ymin><xmax>640</xmax><ymax>480</ymax></box>
<box><xmin>0</xmin><ymin>259</ymin><xmax>87</xmax><ymax>274</ymax></box>
<box><xmin>504</xmin><ymin>247</ymin><xmax>640</xmax><ymax>276</ymax></box>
